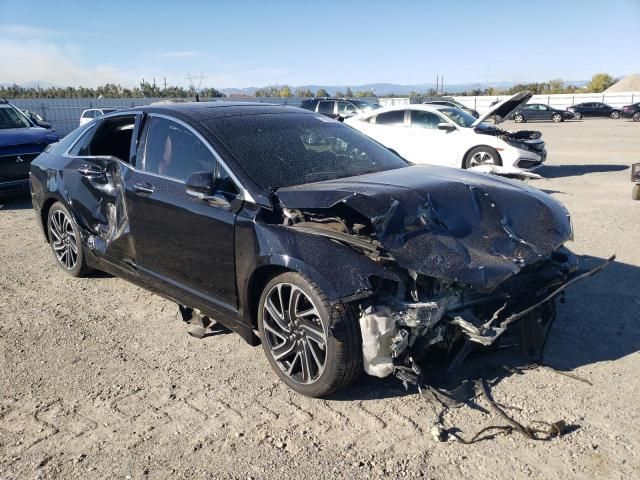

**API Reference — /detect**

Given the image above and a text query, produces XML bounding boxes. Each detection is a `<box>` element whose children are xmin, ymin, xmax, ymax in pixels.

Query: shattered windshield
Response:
<box><xmin>0</xmin><ymin>105</ymin><xmax>31</xmax><ymax>129</ymax></box>
<box><xmin>205</xmin><ymin>113</ymin><xmax>408</xmax><ymax>189</ymax></box>
<box><xmin>439</xmin><ymin>107</ymin><xmax>478</xmax><ymax>128</ymax></box>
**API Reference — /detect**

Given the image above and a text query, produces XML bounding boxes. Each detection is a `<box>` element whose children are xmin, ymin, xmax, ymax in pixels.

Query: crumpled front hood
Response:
<box><xmin>276</xmin><ymin>165</ymin><xmax>572</xmax><ymax>292</ymax></box>
<box><xmin>0</xmin><ymin>127</ymin><xmax>58</xmax><ymax>149</ymax></box>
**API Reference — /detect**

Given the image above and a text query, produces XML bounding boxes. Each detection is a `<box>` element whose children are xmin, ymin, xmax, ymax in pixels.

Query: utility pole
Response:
<box><xmin>185</xmin><ymin>72</ymin><xmax>206</xmax><ymax>93</ymax></box>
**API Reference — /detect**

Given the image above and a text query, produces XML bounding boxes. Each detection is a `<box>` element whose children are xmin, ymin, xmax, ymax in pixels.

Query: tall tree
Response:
<box><xmin>588</xmin><ymin>73</ymin><xmax>615</xmax><ymax>93</ymax></box>
<box><xmin>316</xmin><ymin>88</ymin><xmax>329</xmax><ymax>97</ymax></box>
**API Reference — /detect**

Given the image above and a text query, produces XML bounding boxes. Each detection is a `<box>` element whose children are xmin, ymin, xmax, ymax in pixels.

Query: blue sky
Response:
<box><xmin>1</xmin><ymin>0</ymin><xmax>639</xmax><ymax>88</ymax></box>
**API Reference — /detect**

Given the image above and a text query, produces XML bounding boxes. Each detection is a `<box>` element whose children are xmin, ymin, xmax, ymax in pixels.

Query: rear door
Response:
<box><xmin>125</xmin><ymin>114</ymin><xmax>240</xmax><ymax>314</ymax></box>
<box><xmin>363</xmin><ymin>109</ymin><xmax>409</xmax><ymax>157</ymax></box>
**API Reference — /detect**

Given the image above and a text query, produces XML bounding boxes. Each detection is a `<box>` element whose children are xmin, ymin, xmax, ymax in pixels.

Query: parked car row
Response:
<box><xmin>509</xmin><ymin>101</ymin><xmax>640</xmax><ymax>123</ymax></box>
<box><xmin>30</xmin><ymin>100</ymin><xmax>597</xmax><ymax>397</ymax></box>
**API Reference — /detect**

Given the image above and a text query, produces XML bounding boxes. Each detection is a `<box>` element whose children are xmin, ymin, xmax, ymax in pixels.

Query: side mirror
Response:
<box><xmin>185</xmin><ymin>171</ymin><xmax>214</xmax><ymax>195</ymax></box>
<box><xmin>185</xmin><ymin>171</ymin><xmax>231</xmax><ymax>209</ymax></box>
<box><xmin>437</xmin><ymin>122</ymin><xmax>456</xmax><ymax>132</ymax></box>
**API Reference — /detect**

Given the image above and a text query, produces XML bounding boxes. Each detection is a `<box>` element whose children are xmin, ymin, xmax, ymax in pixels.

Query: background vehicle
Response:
<box><xmin>21</xmin><ymin>109</ymin><xmax>54</xmax><ymax>130</ymax></box>
<box><xmin>79</xmin><ymin>108</ymin><xmax>119</xmax><ymax>126</ymax></box>
<box><xmin>509</xmin><ymin>103</ymin><xmax>575</xmax><ymax>123</ymax></box>
<box><xmin>422</xmin><ymin>99</ymin><xmax>479</xmax><ymax>118</ymax></box>
<box><xmin>31</xmin><ymin>102</ymin><xmax>578</xmax><ymax>398</ymax></box>
<box><xmin>345</xmin><ymin>91</ymin><xmax>546</xmax><ymax>171</ymax></box>
<box><xmin>0</xmin><ymin>98</ymin><xmax>59</xmax><ymax>195</ymax></box>
<box><xmin>621</xmin><ymin>102</ymin><xmax>640</xmax><ymax>121</ymax></box>
<box><xmin>567</xmin><ymin>102</ymin><xmax>621</xmax><ymax>119</ymax></box>
<box><xmin>299</xmin><ymin>98</ymin><xmax>381</xmax><ymax>119</ymax></box>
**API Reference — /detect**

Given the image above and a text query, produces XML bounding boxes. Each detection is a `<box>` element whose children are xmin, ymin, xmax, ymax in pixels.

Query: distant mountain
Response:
<box><xmin>221</xmin><ymin>81</ymin><xmax>531</xmax><ymax>97</ymax></box>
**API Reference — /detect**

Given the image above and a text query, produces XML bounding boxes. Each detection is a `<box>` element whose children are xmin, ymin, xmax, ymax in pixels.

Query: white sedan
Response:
<box><xmin>345</xmin><ymin>91</ymin><xmax>547</xmax><ymax>174</ymax></box>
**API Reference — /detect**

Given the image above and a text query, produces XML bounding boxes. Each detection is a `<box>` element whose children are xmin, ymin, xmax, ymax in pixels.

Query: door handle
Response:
<box><xmin>78</xmin><ymin>164</ymin><xmax>104</xmax><ymax>177</ymax></box>
<box><xmin>132</xmin><ymin>182</ymin><xmax>155</xmax><ymax>195</ymax></box>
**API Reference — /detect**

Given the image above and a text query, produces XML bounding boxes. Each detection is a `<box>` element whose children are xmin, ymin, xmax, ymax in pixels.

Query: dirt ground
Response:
<box><xmin>1</xmin><ymin>117</ymin><xmax>639</xmax><ymax>479</ymax></box>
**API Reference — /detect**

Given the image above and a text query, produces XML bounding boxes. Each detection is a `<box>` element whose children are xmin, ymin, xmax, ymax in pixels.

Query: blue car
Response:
<box><xmin>0</xmin><ymin>99</ymin><xmax>59</xmax><ymax>196</ymax></box>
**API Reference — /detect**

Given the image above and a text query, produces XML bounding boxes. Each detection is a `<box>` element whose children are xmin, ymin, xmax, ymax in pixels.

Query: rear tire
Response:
<box><xmin>514</xmin><ymin>114</ymin><xmax>524</xmax><ymax>123</ymax></box>
<box><xmin>47</xmin><ymin>202</ymin><xmax>90</xmax><ymax>277</ymax></box>
<box><xmin>633</xmin><ymin>112</ymin><xmax>640</xmax><ymax>122</ymax></box>
<box><xmin>610</xmin><ymin>111</ymin><xmax>620</xmax><ymax>119</ymax></box>
<box><xmin>257</xmin><ymin>272</ymin><xmax>362</xmax><ymax>397</ymax></box>
<box><xmin>464</xmin><ymin>146</ymin><xmax>503</xmax><ymax>169</ymax></box>
<box><xmin>573</xmin><ymin>112</ymin><xmax>583</xmax><ymax>120</ymax></box>
<box><xmin>552</xmin><ymin>113</ymin><xmax>562</xmax><ymax>123</ymax></box>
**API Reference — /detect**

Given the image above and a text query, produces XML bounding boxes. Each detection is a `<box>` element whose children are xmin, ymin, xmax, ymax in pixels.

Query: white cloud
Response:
<box><xmin>155</xmin><ymin>50</ymin><xmax>201</xmax><ymax>59</ymax></box>
<box><xmin>0</xmin><ymin>38</ymin><xmax>137</xmax><ymax>88</ymax></box>
<box><xmin>0</xmin><ymin>23</ymin><xmax>63</xmax><ymax>38</ymax></box>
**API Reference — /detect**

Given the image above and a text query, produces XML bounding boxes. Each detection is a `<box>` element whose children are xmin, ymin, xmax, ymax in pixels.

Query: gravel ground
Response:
<box><xmin>1</xmin><ymin>117</ymin><xmax>639</xmax><ymax>479</ymax></box>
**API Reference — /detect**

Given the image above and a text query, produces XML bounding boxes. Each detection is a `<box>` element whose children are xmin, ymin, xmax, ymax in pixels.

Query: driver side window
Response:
<box><xmin>410</xmin><ymin>110</ymin><xmax>442</xmax><ymax>129</ymax></box>
<box><xmin>141</xmin><ymin>117</ymin><xmax>216</xmax><ymax>181</ymax></box>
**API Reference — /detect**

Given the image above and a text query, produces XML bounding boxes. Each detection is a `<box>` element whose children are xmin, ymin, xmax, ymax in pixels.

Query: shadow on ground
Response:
<box><xmin>332</xmin><ymin>255</ymin><xmax>640</xmax><ymax>402</ymax></box>
<box><xmin>0</xmin><ymin>193</ymin><xmax>31</xmax><ymax>210</ymax></box>
<box><xmin>537</xmin><ymin>164</ymin><xmax>629</xmax><ymax>178</ymax></box>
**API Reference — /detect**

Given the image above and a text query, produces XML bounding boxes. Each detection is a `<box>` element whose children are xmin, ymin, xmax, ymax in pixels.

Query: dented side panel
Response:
<box><xmin>234</xmin><ymin>205</ymin><xmax>402</xmax><ymax>331</ymax></box>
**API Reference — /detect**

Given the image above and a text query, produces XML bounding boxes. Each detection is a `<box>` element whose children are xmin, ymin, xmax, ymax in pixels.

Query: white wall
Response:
<box><xmin>379</xmin><ymin>92</ymin><xmax>640</xmax><ymax>112</ymax></box>
<box><xmin>454</xmin><ymin>92</ymin><xmax>640</xmax><ymax>113</ymax></box>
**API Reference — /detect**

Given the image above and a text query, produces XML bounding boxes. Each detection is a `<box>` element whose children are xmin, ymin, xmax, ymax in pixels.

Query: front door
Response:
<box><xmin>407</xmin><ymin>109</ymin><xmax>460</xmax><ymax>167</ymax></box>
<box><xmin>125</xmin><ymin>115</ymin><xmax>239</xmax><ymax>314</ymax></box>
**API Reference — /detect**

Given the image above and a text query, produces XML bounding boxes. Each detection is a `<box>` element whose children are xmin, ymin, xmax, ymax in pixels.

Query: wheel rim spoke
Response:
<box><xmin>298</xmin><ymin>319</ymin><xmax>325</xmax><ymax>348</ymax></box>
<box><xmin>272</xmin><ymin>337</ymin><xmax>296</xmax><ymax>361</ymax></box>
<box><xmin>300</xmin><ymin>342</ymin><xmax>313</xmax><ymax>382</ymax></box>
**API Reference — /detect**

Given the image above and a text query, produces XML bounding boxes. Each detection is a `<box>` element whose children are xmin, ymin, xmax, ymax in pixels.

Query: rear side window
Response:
<box><xmin>375</xmin><ymin>110</ymin><xmax>405</xmax><ymax>125</ymax></box>
<box><xmin>317</xmin><ymin>101</ymin><xmax>335</xmax><ymax>114</ymax></box>
<box><xmin>69</xmin><ymin>115</ymin><xmax>136</xmax><ymax>162</ymax></box>
<box><xmin>300</xmin><ymin>100</ymin><xmax>316</xmax><ymax>111</ymax></box>
<box><xmin>141</xmin><ymin>117</ymin><xmax>217</xmax><ymax>181</ymax></box>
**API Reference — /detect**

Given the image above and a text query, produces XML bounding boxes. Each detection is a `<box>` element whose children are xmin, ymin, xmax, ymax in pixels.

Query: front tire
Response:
<box><xmin>464</xmin><ymin>146</ymin><xmax>503</xmax><ymax>169</ymax></box>
<box><xmin>632</xmin><ymin>112</ymin><xmax>640</xmax><ymax>122</ymax></box>
<box><xmin>552</xmin><ymin>113</ymin><xmax>562</xmax><ymax>123</ymax></box>
<box><xmin>610</xmin><ymin>111</ymin><xmax>620</xmax><ymax>119</ymax></box>
<box><xmin>573</xmin><ymin>112</ymin><xmax>583</xmax><ymax>120</ymax></box>
<box><xmin>47</xmin><ymin>202</ymin><xmax>89</xmax><ymax>277</ymax></box>
<box><xmin>514</xmin><ymin>114</ymin><xmax>524</xmax><ymax>123</ymax></box>
<box><xmin>257</xmin><ymin>272</ymin><xmax>362</xmax><ymax>397</ymax></box>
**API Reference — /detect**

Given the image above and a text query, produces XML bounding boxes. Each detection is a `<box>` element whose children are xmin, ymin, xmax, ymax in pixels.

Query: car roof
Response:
<box><xmin>131</xmin><ymin>101</ymin><xmax>313</xmax><ymax>121</ymax></box>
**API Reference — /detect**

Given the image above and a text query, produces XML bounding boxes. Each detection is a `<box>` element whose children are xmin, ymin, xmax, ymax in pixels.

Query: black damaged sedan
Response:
<box><xmin>30</xmin><ymin>103</ymin><xmax>605</xmax><ymax>397</ymax></box>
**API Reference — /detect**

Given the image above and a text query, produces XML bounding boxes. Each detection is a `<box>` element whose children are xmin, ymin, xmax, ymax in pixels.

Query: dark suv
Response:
<box><xmin>299</xmin><ymin>98</ymin><xmax>381</xmax><ymax>119</ymax></box>
<box><xmin>1</xmin><ymin>98</ymin><xmax>59</xmax><ymax>195</ymax></box>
